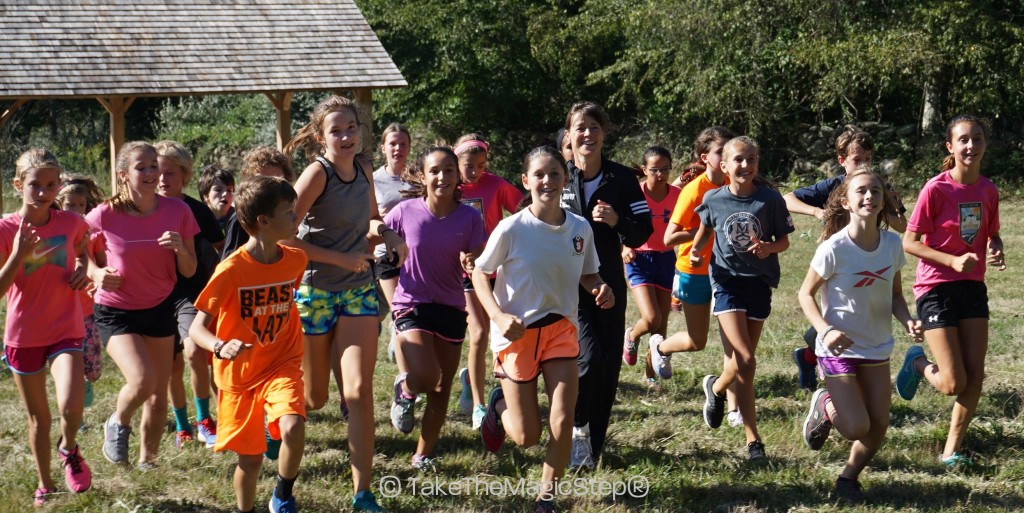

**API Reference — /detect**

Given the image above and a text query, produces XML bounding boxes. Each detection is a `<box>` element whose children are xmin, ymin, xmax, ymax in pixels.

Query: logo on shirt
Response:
<box><xmin>853</xmin><ymin>266</ymin><xmax>892</xmax><ymax>288</ymax></box>
<box><xmin>723</xmin><ymin>212</ymin><xmax>762</xmax><ymax>252</ymax></box>
<box><xmin>24</xmin><ymin>235</ymin><xmax>67</xmax><ymax>276</ymax></box>
<box><xmin>462</xmin><ymin>197</ymin><xmax>484</xmax><ymax>220</ymax></box>
<box><xmin>659</xmin><ymin>208</ymin><xmax>672</xmax><ymax>223</ymax></box>
<box><xmin>959</xmin><ymin>202</ymin><xmax>982</xmax><ymax>245</ymax></box>
<box><xmin>572</xmin><ymin>235</ymin><xmax>584</xmax><ymax>256</ymax></box>
<box><xmin>239</xmin><ymin>281</ymin><xmax>295</xmax><ymax>346</ymax></box>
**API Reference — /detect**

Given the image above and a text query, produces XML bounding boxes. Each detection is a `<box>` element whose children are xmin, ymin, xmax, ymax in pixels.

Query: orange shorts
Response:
<box><xmin>494</xmin><ymin>317</ymin><xmax>579</xmax><ymax>383</ymax></box>
<box><xmin>215</xmin><ymin>367</ymin><xmax>306</xmax><ymax>456</ymax></box>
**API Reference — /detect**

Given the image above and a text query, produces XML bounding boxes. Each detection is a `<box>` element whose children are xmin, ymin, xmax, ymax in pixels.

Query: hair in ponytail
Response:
<box><xmin>941</xmin><ymin>115</ymin><xmax>987</xmax><ymax>172</ymax></box>
<box><xmin>107</xmin><ymin>141</ymin><xmax>156</xmax><ymax>214</ymax></box>
<box><xmin>284</xmin><ymin>95</ymin><xmax>361</xmax><ymax>163</ymax></box>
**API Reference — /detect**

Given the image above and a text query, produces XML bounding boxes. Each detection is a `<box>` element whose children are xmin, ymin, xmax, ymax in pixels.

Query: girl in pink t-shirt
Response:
<box><xmin>620</xmin><ymin>147</ymin><xmax>680</xmax><ymax>387</ymax></box>
<box><xmin>895</xmin><ymin>116</ymin><xmax>1005</xmax><ymax>467</ymax></box>
<box><xmin>453</xmin><ymin>133</ymin><xmax>523</xmax><ymax>430</ymax></box>
<box><xmin>1</xmin><ymin>149</ymin><xmax>92</xmax><ymax>506</ymax></box>
<box><xmin>86</xmin><ymin>141</ymin><xmax>199</xmax><ymax>468</ymax></box>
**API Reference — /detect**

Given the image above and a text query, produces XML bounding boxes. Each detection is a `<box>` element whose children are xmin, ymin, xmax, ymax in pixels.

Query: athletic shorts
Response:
<box><xmin>711</xmin><ymin>276</ymin><xmax>772</xmax><ymax>321</ymax></box>
<box><xmin>494</xmin><ymin>315</ymin><xmax>578</xmax><ymax>383</ymax></box>
<box><xmin>625</xmin><ymin>250</ymin><xmax>676</xmax><ymax>290</ymax></box>
<box><xmin>916</xmin><ymin>280</ymin><xmax>989</xmax><ymax>330</ymax></box>
<box><xmin>172</xmin><ymin>294</ymin><xmax>198</xmax><ymax>355</ymax></box>
<box><xmin>3</xmin><ymin>338</ymin><xmax>82</xmax><ymax>375</ymax></box>
<box><xmin>462</xmin><ymin>275</ymin><xmax>496</xmax><ymax>292</ymax></box>
<box><xmin>675</xmin><ymin>271</ymin><xmax>712</xmax><ymax>305</ymax></box>
<box><xmin>295</xmin><ymin>282</ymin><xmax>380</xmax><ymax>335</ymax></box>
<box><xmin>215</xmin><ymin>367</ymin><xmax>305</xmax><ymax>456</ymax></box>
<box><xmin>817</xmin><ymin>357</ymin><xmax>888</xmax><ymax>379</ymax></box>
<box><xmin>94</xmin><ymin>294</ymin><xmax>178</xmax><ymax>344</ymax></box>
<box><xmin>393</xmin><ymin>303</ymin><xmax>468</xmax><ymax>343</ymax></box>
<box><xmin>375</xmin><ymin>258</ymin><xmax>401</xmax><ymax>281</ymax></box>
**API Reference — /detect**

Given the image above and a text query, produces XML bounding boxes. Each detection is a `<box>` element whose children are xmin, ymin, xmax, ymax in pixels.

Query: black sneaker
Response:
<box><xmin>702</xmin><ymin>375</ymin><xmax>725</xmax><ymax>428</ymax></box>
<box><xmin>533</xmin><ymin>499</ymin><xmax>556</xmax><ymax>513</ymax></box>
<box><xmin>747</xmin><ymin>439</ymin><xmax>767</xmax><ymax>461</ymax></box>
<box><xmin>834</xmin><ymin>477</ymin><xmax>863</xmax><ymax>504</ymax></box>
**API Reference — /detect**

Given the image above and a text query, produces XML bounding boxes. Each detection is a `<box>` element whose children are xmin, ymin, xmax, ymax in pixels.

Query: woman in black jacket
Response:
<box><xmin>560</xmin><ymin>101</ymin><xmax>653</xmax><ymax>468</ymax></box>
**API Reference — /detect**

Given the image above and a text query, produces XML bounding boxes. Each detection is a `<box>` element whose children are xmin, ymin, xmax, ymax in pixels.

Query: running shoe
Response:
<box><xmin>411</xmin><ymin>453</ymin><xmax>436</xmax><ymax>472</ymax></box>
<box><xmin>727</xmin><ymin>409</ymin><xmax>744</xmax><ymax>428</ymax></box>
<box><xmin>102</xmin><ymin>412</ymin><xmax>131</xmax><ymax>464</ymax></box>
<box><xmin>390</xmin><ymin>373</ymin><xmax>416</xmax><ymax>434</ymax></box>
<box><xmin>534</xmin><ymin>498</ymin><xmax>556</xmax><ymax>513</ymax></box>
<box><xmin>33</xmin><ymin>487</ymin><xmax>56</xmax><ymax>507</ymax></box>
<box><xmin>175</xmin><ymin>429</ymin><xmax>194</xmax><ymax>449</ymax></box>
<box><xmin>622</xmin><ymin>329</ymin><xmax>638</xmax><ymax>366</ymax></box>
<box><xmin>649</xmin><ymin>334</ymin><xmax>671</xmax><ymax>379</ymax></box>
<box><xmin>136</xmin><ymin>460</ymin><xmax>159</xmax><ymax>471</ymax></box>
<box><xmin>896</xmin><ymin>345</ymin><xmax>925</xmax><ymax>400</ymax></box>
<box><xmin>269</xmin><ymin>493</ymin><xmax>298</xmax><ymax>513</ymax></box>
<box><xmin>458</xmin><ymin>367</ymin><xmax>473</xmax><ymax>414</ymax></box>
<box><xmin>353</xmin><ymin>489</ymin><xmax>386</xmax><ymax>512</ymax></box>
<box><xmin>481</xmin><ymin>387</ymin><xmax>505</xmax><ymax>453</ymax></box>
<box><xmin>195</xmin><ymin>418</ymin><xmax>217</xmax><ymax>449</ymax></box>
<box><xmin>940</xmin><ymin>451</ymin><xmax>975</xmax><ymax>468</ymax></box>
<box><xmin>793</xmin><ymin>347</ymin><xmax>818</xmax><ymax>390</ymax></box>
<box><xmin>747</xmin><ymin>439</ymin><xmax>767</xmax><ymax>461</ymax></box>
<box><xmin>833</xmin><ymin>477</ymin><xmax>863</xmax><ymax>504</ymax></box>
<box><xmin>802</xmin><ymin>388</ymin><xmax>832</xmax><ymax>450</ymax></box>
<box><xmin>472</xmin><ymin>404</ymin><xmax>486</xmax><ymax>430</ymax></box>
<box><xmin>645</xmin><ymin>377</ymin><xmax>663</xmax><ymax>393</ymax></box>
<box><xmin>701</xmin><ymin>375</ymin><xmax>724</xmax><ymax>428</ymax></box>
<box><xmin>58</xmin><ymin>442</ymin><xmax>91</xmax><ymax>492</ymax></box>
<box><xmin>569</xmin><ymin>425</ymin><xmax>595</xmax><ymax>470</ymax></box>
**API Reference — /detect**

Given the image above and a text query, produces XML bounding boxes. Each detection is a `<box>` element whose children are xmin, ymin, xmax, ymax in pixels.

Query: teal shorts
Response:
<box><xmin>674</xmin><ymin>271</ymin><xmax>712</xmax><ymax>305</ymax></box>
<box><xmin>295</xmin><ymin>283</ymin><xmax>380</xmax><ymax>335</ymax></box>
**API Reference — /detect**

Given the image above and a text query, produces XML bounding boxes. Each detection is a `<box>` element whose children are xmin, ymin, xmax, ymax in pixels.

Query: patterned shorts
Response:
<box><xmin>83</xmin><ymin>314</ymin><xmax>103</xmax><ymax>382</ymax></box>
<box><xmin>295</xmin><ymin>282</ymin><xmax>380</xmax><ymax>335</ymax></box>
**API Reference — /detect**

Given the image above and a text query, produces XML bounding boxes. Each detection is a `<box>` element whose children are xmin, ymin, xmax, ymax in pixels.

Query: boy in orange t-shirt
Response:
<box><xmin>189</xmin><ymin>176</ymin><xmax>307</xmax><ymax>513</ymax></box>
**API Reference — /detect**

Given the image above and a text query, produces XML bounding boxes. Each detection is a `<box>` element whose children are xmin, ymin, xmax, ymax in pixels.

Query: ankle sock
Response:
<box><xmin>195</xmin><ymin>397</ymin><xmax>211</xmax><ymax>422</ymax></box>
<box><xmin>173</xmin><ymin>406</ymin><xmax>190</xmax><ymax>432</ymax></box>
<box><xmin>275</xmin><ymin>473</ymin><xmax>296</xmax><ymax>500</ymax></box>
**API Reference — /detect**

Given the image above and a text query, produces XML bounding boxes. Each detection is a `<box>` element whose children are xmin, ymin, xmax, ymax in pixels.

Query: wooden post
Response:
<box><xmin>97</xmin><ymin>96</ymin><xmax>136</xmax><ymax>194</ymax></box>
<box><xmin>353</xmin><ymin>88</ymin><xmax>373</xmax><ymax>159</ymax></box>
<box><xmin>0</xmin><ymin>99</ymin><xmax>29</xmax><ymax>213</ymax></box>
<box><xmin>264</xmin><ymin>92</ymin><xmax>294</xmax><ymax>151</ymax></box>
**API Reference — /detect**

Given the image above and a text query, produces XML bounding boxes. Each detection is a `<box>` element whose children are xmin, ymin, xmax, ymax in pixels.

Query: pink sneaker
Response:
<box><xmin>58</xmin><ymin>444</ymin><xmax>92</xmax><ymax>493</ymax></box>
<box><xmin>34</xmin><ymin>487</ymin><xmax>56</xmax><ymax>507</ymax></box>
<box><xmin>622</xmin><ymin>329</ymin><xmax>638</xmax><ymax>366</ymax></box>
<box><xmin>175</xmin><ymin>429</ymin><xmax>194</xmax><ymax>449</ymax></box>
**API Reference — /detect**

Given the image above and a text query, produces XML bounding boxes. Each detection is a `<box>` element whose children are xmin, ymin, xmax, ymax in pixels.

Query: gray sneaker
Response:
<box><xmin>390</xmin><ymin>373</ymin><xmax>416</xmax><ymax>434</ymax></box>
<box><xmin>103</xmin><ymin>413</ymin><xmax>131</xmax><ymax>464</ymax></box>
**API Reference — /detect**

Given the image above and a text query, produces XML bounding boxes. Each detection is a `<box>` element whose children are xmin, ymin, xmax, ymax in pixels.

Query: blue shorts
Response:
<box><xmin>625</xmin><ymin>250</ymin><xmax>676</xmax><ymax>290</ymax></box>
<box><xmin>711</xmin><ymin>276</ymin><xmax>772</xmax><ymax>321</ymax></box>
<box><xmin>674</xmin><ymin>271</ymin><xmax>712</xmax><ymax>305</ymax></box>
<box><xmin>296</xmin><ymin>282</ymin><xmax>380</xmax><ymax>335</ymax></box>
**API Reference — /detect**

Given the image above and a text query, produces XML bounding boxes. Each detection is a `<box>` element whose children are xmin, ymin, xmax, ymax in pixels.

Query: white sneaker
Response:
<box><xmin>569</xmin><ymin>425</ymin><xmax>595</xmax><ymax>470</ymax></box>
<box><xmin>727</xmin><ymin>409</ymin><xmax>744</xmax><ymax>428</ymax></box>
<box><xmin>648</xmin><ymin>334</ymin><xmax>672</xmax><ymax>379</ymax></box>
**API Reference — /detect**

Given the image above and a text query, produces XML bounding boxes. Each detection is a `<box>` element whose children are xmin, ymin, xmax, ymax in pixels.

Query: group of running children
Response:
<box><xmin>1</xmin><ymin>94</ymin><xmax>1004</xmax><ymax>513</ymax></box>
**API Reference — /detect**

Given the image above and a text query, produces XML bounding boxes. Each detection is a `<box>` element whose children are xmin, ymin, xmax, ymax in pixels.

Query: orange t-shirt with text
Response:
<box><xmin>669</xmin><ymin>173</ymin><xmax>729</xmax><ymax>275</ymax></box>
<box><xmin>195</xmin><ymin>245</ymin><xmax>307</xmax><ymax>393</ymax></box>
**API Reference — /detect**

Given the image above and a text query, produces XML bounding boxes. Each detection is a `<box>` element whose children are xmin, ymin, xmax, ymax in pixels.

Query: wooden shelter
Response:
<box><xmin>0</xmin><ymin>0</ymin><xmax>406</xmax><ymax>200</ymax></box>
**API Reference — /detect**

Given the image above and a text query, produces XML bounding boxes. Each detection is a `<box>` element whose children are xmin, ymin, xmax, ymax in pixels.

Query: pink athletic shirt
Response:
<box><xmin>637</xmin><ymin>182</ymin><xmax>681</xmax><ymax>252</ymax></box>
<box><xmin>0</xmin><ymin>210</ymin><xmax>88</xmax><ymax>348</ymax></box>
<box><xmin>459</xmin><ymin>172</ymin><xmax>523</xmax><ymax>234</ymax></box>
<box><xmin>906</xmin><ymin>171</ymin><xmax>999</xmax><ymax>298</ymax></box>
<box><xmin>86</xmin><ymin>196</ymin><xmax>200</xmax><ymax>309</ymax></box>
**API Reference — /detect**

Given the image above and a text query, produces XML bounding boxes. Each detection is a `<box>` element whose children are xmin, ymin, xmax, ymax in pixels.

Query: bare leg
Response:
<box><xmin>336</xmin><ymin>316</ymin><xmax>379</xmax><ymax>493</ymax></box>
<box><xmin>714</xmin><ymin>313</ymin><xmax>763</xmax><ymax>443</ymax></box>
<box><xmin>465</xmin><ymin>292</ymin><xmax>489</xmax><ymax>407</ymax></box>
<box><xmin>301</xmin><ymin>332</ymin><xmax>333</xmax><ymax>411</ymax></box>
<box><xmin>13</xmin><ymin>369</ymin><xmax>56</xmax><ymax>490</ymax></box>
<box><xmin>234</xmin><ymin>454</ymin><xmax>262</xmax><ymax>512</ymax></box>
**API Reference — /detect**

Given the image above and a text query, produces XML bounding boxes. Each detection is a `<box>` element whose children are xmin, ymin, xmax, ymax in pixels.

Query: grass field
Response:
<box><xmin>0</xmin><ymin>201</ymin><xmax>1021</xmax><ymax>513</ymax></box>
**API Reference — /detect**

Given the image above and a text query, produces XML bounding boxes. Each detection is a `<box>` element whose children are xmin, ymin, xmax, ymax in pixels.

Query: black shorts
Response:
<box><xmin>393</xmin><ymin>303</ymin><xmax>468</xmax><ymax>343</ymax></box>
<box><xmin>916</xmin><ymin>280</ymin><xmax>989</xmax><ymax>330</ymax></box>
<box><xmin>375</xmin><ymin>259</ymin><xmax>401</xmax><ymax>280</ymax></box>
<box><xmin>462</xmin><ymin>275</ymin><xmax>495</xmax><ymax>292</ymax></box>
<box><xmin>94</xmin><ymin>294</ymin><xmax>178</xmax><ymax>345</ymax></box>
<box><xmin>171</xmin><ymin>294</ymin><xmax>199</xmax><ymax>355</ymax></box>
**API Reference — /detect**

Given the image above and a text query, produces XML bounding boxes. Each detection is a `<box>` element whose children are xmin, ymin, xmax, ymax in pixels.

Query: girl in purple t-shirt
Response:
<box><xmin>86</xmin><ymin>141</ymin><xmax>199</xmax><ymax>468</ymax></box>
<box><xmin>895</xmin><ymin>115</ymin><xmax>1006</xmax><ymax>467</ymax></box>
<box><xmin>384</xmin><ymin>146</ymin><xmax>486</xmax><ymax>470</ymax></box>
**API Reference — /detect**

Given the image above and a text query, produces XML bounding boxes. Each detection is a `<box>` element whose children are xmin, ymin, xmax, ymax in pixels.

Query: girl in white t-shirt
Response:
<box><xmin>796</xmin><ymin>168</ymin><xmax>922</xmax><ymax>504</ymax></box>
<box><xmin>472</xmin><ymin>146</ymin><xmax>612</xmax><ymax>513</ymax></box>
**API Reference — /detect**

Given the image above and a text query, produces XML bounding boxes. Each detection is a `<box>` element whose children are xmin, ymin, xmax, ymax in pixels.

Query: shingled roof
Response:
<box><xmin>0</xmin><ymin>0</ymin><xmax>406</xmax><ymax>98</ymax></box>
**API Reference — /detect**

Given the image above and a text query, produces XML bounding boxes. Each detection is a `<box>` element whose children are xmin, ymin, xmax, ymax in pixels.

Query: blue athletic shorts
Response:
<box><xmin>711</xmin><ymin>276</ymin><xmax>773</xmax><ymax>320</ymax></box>
<box><xmin>625</xmin><ymin>250</ymin><xmax>676</xmax><ymax>290</ymax></box>
<box><xmin>674</xmin><ymin>271</ymin><xmax>712</xmax><ymax>305</ymax></box>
